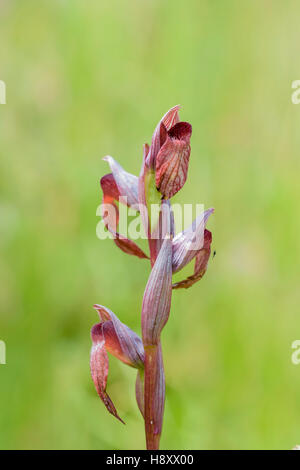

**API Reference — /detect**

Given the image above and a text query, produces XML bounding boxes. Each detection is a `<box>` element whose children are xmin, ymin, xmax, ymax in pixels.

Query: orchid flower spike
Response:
<box><xmin>92</xmin><ymin>105</ymin><xmax>214</xmax><ymax>450</ymax></box>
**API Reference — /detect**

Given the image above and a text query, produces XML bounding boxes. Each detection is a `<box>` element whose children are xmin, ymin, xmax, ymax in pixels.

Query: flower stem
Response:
<box><xmin>144</xmin><ymin>343</ymin><xmax>165</xmax><ymax>450</ymax></box>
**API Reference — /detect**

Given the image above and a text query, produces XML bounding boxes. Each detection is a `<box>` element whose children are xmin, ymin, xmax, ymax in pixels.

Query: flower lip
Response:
<box><xmin>168</xmin><ymin>121</ymin><xmax>192</xmax><ymax>142</ymax></box>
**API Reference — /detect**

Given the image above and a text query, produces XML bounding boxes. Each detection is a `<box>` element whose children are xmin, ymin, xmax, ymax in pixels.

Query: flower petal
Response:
<box><xmin>90</xmin><ymin>306</ymin><xmax>145</xmax><ymax>423</ymax></box>
<box><xmin>141</xmin><ymin>235</ymin><xmax>173</xmax><ymax>346</ymax></box>
<box><xmin>100</xmin><ymin>173</ymin><xmax>149</xmax><ymax>260</ymax></box>
<box><xmin>103</xmin><ymin>156</ymin><xmax>139</xmax><ymax>208</ymax></box>
<box><xmin>113</xmin><ymin>235</ymin><xmax>149</xmax><ymax>259</ymax></box>
<box><xmin>93</xmin><ymin>304</ymin><xmax>145</xmax><ymax>368</ymax></box>
<box><xmin>162</xmin><ymin>105</ymin><xmax>181</xmax><ymax>130</ymax></box>
<box><xmin>155</xmin><ymin>122</ymin><xmax>192</xmax><ymax>199</ymax></box>
<box><xmin>100</xmin><ymin>173</ymin><xmax>120</xmax><ymax>202</ymax></box>
<box><xmin>172</xmin><ymin>229</ymin><xmax>212</xmax><ymax>289</ymax></box>
<box><xmin>146</xmin><ymin>105</ymin><xmax>181</xmax><ymax>169</ymax></box>
<box><xmin>90</xmin><ymin>324</ymin><xmax>125</xmax><ymax>423</ymax></box>
<box><xmin>172</xmin><ymin>208</ymin><xmax>214</xmax><ymax>273</ymax></box>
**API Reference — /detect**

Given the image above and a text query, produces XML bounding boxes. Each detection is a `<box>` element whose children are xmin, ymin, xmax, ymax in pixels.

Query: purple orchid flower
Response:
<box><xmin>91</xmin><ymin>106</ymin><xmax>214</xmax><ymax>449</ymax></box>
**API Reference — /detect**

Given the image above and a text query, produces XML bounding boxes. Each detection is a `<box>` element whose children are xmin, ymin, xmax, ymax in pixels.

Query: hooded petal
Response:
<box><xmin>172</xmin><ymin>208</ymin><xmax>214</xmax><ymax>273</ymax></box>
<box><xmin>173</xmin><ymin>229</ymin><xmax>212</xmax><ymax>289</ymax></box>
<box><xmin>93</xmin><ymin>304</ymin><xmax>145</xmax><ymax>368</ymax></box>
<box><xmin>155</xmin><ymin>122</ymin><xmax>192</xmax><ymax>199</ymax></box>
<box><xmin>146</xmin><ymin>105</ymin><xmax>181</xmax><ymax>169</ymax></box>
<box><xmin>103</xmin><ymin>156</ymin><xmax>139</xmax><ymax>208</ymax></box>
<box><xmin>141</xmin><ymin>235</ymin><xmax>173</xmax><ymax>346</ymax></box>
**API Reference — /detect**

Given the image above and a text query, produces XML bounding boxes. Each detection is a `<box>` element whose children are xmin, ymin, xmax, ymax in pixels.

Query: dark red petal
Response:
<box><xmin>90</xmin><ymin>324</ymin><xmax>125</xmax><ymax>424</ymax></box>
<box><xmin>172</xmin><ymin>229</ymin><xmax>212</xmax><ymax>289</ymax></box>
<box><xmin>100</xmin><ymin>173</ymin><xmax>120</xmax><ymax>201</ymax></box>
<box><xmin>168</xmin><ymin>121</ymin><xmax>192</xmax><ymax>142</ymax></box>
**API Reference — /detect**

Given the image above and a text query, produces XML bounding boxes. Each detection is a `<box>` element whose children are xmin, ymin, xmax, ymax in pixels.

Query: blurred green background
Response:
<box><xmin>1</xmin><ymin>0</ymin><xmax>300</xmax><ymax>450</ymax></box>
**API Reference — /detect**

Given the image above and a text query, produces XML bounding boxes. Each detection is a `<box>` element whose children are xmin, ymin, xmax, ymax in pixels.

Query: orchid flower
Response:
<box><xmin>91</xmin><ymin>106</ymin><xmax>214</xmax><ymax>449</ymax></box>
<box><xmin>90</xmin><ymin>304</ymin><xmax>144</xmax><ymax>424</ymax></box>
<box><xmin>100</xmin><ymin>161</ymin><xmax>148</xmax><ymax>259</ymax></box>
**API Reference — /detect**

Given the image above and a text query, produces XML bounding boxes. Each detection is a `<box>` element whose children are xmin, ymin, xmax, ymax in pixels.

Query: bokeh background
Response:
<box><xmin>1</xmin><ymin>0</ymin><xmax>300</xmax><ymax>450</ymax></box>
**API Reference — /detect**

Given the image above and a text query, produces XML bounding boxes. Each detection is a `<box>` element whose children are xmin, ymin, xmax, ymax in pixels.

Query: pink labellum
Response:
<box><xmin>172</xmin><ymin>208</ymin><xmax>214</xmax><ymax>273</ymax></box>
<box><xmin>173</xmin><ymin>229</ymin><xmax>212</xmax><ymax>289</ymax></box>
<box><xmin>155</xmin><ymin>122</ymin><xmax>192</xmax><ymax>199</ymax></box>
